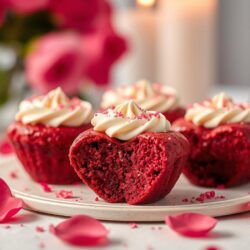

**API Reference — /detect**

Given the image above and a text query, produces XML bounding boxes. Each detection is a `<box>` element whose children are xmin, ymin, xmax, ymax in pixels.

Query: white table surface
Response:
<box><xmin>1</xmin><ymin>84</ymin><xmax>250</xmax><ymax>250</ymax></box>
<box><xmin>0</xmin><ymin>208</ymin><xmax>250</xmax><ymax>250</ymax></box>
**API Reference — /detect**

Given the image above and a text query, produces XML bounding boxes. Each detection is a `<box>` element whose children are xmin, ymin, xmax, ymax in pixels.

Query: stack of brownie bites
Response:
<box><xmin>7</xmin><ymin>80</ymin><xmax>250</xmax><ymax>205</ymax></box>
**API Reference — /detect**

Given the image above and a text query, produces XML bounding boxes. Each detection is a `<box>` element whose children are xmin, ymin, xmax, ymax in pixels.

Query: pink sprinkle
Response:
<box><xmin>95</xmin><ymin>197</ymin><xmax>99</xmax><ymax>201</ymax></box>
<box><xmin>39</xmin><ymin>182</ymin><xmax>52</xmax><ymax>193</ymax></box>
<box><xmin>36</xmin><ymin>226</ymin><xmax>45</xmax><ymax>233</ymax></box>
<box><xmin>9</xmin><ymin>171</ymin><xmax>18</xmax><ymax>179</ymax></box>
<box><xmin>55</xmin><ymin>190</ymin><xmax>73</xmax><ymax>199</ymax></box>
<box><xmin>195</xmin><ymin>191</ymin><xmax>218</xmax><ymax>203</ymax></box>
<box><xmin>129</xmin><ymin>223</ymin><xmax>138</xmax><ymax>229</ymax></box>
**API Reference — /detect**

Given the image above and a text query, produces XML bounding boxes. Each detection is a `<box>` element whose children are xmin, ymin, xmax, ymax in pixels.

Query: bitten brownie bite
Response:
<box><xmin>8</xmin><ymin>87</ymin><xmax>93</xmax><ymax>184</ymax></box>
<box><xmin>69</xmin><ymin>100</ymin><xmax>189</xmax><ymax>205</ymax></box>
<box><xmin>173</xmin><ymin>93</ymin><xmax>250</xmax><ymax>188</ymax></box>
<box><xmin>100</xmin><ymin>79</ymin><xmax>185</xmax><ymax>123</ymax></box>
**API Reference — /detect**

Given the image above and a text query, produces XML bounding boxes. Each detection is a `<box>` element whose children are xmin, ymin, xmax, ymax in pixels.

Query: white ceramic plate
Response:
<box><xmin>1</xmin><ymin>156</ymin><xmax>250</xmax><ymax>221</ymax></box>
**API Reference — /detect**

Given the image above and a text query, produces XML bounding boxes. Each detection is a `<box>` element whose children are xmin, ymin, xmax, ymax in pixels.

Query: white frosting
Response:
<box><xmin>92</xmin><ymin>100</ymin><xmax>171</xmax><ymax>141</ymax></box>
<box><xmin>16</xmin><ymin>87</ymin><xmax>93</xmax><ymax>127</ymax></box>
<box><xmin>101</xmin><ymin>80</ymin><xmax>180</xmax><ymax>113</ymax></box>
<box><xmin>185</xmin><ymin>92</ymin><xmax>250</xmax><ymax>128</ymax></box>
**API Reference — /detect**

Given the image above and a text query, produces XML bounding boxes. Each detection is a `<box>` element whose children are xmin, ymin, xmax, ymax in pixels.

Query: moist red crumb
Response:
<box><xmin>55</xmin><ymin>190</ymin><xmax>73</xmax><ymax>199</ymax></box>
<box><xmin>129</xmin><ymin>223</ymin><xmax>138</xmax><ymax>229</ymax></box>
<box><xmin>40</xmin><ymin>182</ymin><xmax>52</xmax><ymax>193</ymax></box>
<box><xmin>173</xmin><ymin>119</ymin><xmax>250</xmax><ymax>187</ymax></box>
<box><xmin>36</xmin><ymin>226</ymin><xmax>45</xmax><ymax>233</ymax></box>
<box><xmin>95</xmin><ymin>197</ymin><xmax>99</xmax><ymax>201</ymax></box>
<box><xmin>7</xmin><ymin>122</ymin><xmax>91</xmax><ymax>184</ymax></box>
<box><xmin>69</xmin><ymin>129</ymin><xmax>189</xmax><ymax>205</ymax></box>
<box><xmin>4</xmin><ymin>225</ymin><xmax>11</xmax><ymax>229</ymax></box>
<box><xmin>182</xmin><ymin>198</ymin><xmax>189</xmax><ymax>202</ymax></box>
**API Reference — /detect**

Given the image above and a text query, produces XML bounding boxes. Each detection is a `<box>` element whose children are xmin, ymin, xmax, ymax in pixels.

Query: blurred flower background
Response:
<box><xmin>0</xmin><ymin>0</ymin><xmax>127</xmax><ymax>129</ymax></box>
<box><xmin>0</xmin><ymin>0</ymin><xmax>249</xmax><ymax>130</ymax></box>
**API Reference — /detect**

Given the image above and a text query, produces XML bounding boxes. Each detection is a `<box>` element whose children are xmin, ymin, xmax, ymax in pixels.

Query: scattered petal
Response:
<box><xmin>0</xmin><ymin>178</ymin><xmax>23</xmax><ymax>222</ymax></box>
<box><xmin>39</xmin><ymin>182</ymin><xmax>52</xmax><ymax>193</ymax></box>
<box><xmin>36</xmin><ymin>226</ymin><xmax>45</xmax><ymax>233</ymax></box>
<box><xmin>55</xmin><ymin>190</ymin><xmax>73</xmax><ymax>199</ymax></box>
<box><xmin>0</xmin><ymin>140</ymin><xmax>13</xmax><ymax>155</ymax></box>
<box><xmin>49</xmin><ymin>215</ymin><xmax>109</xmax><ymax>246</ymax></box>
<box><xmin>165</xmin><ymin>213</ymin><xmax>217</xmax><ymax>237</ymax></box>
<box><xmin>129</xmin><ymin>223</ymin><xmax>138</xmax><ymax>229</ymax></box>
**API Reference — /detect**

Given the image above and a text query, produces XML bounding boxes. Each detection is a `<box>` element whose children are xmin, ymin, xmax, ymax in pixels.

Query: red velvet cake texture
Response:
<box><xmin>69</xmin><ymin>129</ymin><xmax>189</xmax><ymax>205</ymax></box>
<box><xmin>173</xmin><ymin>119</ymin><xmax>250</xmax><ymax>187</ymax></box>
<box><xmin>8</xmin><ymin>122</ymin><xmax>91</xmax><ymax>184</ymax></box>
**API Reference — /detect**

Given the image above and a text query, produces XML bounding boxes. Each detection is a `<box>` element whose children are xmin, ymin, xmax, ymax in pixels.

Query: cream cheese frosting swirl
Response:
<box><xmin>92</xmin><ymin>100</ymin><xmax>171</xmax><ymax>140</ymax></box>
<box><xmin>185</xmin><ymin>92</ymin><xmax>250</xmax><ymax>128</ymax></box>
<box><xmin>16</xmin><ymin>87</ymin><xmax>93</xmax><ymax>127</ymax></box>
<box><xmin>101</xmin><ymin>80</ymin><xmax>180</xmax><ymax>113</ymax></box>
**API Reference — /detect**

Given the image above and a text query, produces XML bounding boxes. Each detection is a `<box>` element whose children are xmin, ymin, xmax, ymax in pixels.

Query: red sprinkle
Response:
<box><xmin>36</xmin><ymin>226</ymin><xmax>45</xmax><ymax>233</ymax></box>
<box><xmin>9</xmin><ymin>171</ymin><xmax>18</xmax><ymax>179</ymax></box>
<box><xmin>129</xmin><ymin>223</ymin><xmax>138</xmax><ymax>229</ymax></box>
<box><xmin>55</xmin><ymin>190</ymin><xmax>73</xmax><ymax>199</ymax></box>
<box><xmin>39</xmin><ymin>182</ymin><xmax>52</xmax><ymax>193</ymax></box>
<box><xmin>204</xmin><ymin>246</ymin><xmax>220</xmax><ymax>250</ymax></box>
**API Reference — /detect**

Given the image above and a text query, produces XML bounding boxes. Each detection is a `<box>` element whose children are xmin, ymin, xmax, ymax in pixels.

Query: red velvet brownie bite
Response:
<box><xmin>100</xmin><ymin>80</ymin><xmax>185</xmax><ymax>123</ymax></box>
<box><xmin>8</xmin><ymin>87</ymin><xmax>93</xmax><ymax>184</ymax></box>
<box><xmin>70</xmin><ymin>100</ymin><xmax>189</xmax><ymax>205</ymax></box>
<box><xmin>173</xmin><ymin>93</ymin><xmax>250</xmax><ymax>188</ymax></box>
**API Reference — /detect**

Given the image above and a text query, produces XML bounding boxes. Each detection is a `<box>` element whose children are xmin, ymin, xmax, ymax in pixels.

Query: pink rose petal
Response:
<box><xmin>0</xmin><ymin>140</ymin><xmax>13</xmax><ymax>155</ymax></box>
<box><xmin>165</xmin><ymin>213</ymin><xmax>217</xmax><ymax>237</ymax></box>
<box><xmin>49</xmin><ymin>215</ymin><xmax>109</xmax><ymax>246</ymax></box>
<box><xmin>0</xmin><ymin>178</ymin><xmax>23</xmax><ymax>222</ymax></box>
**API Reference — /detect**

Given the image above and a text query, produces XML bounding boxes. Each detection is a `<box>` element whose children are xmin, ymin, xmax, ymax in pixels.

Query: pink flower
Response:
<box><xmin>7</xmin><ymin>0</ymin><xmax>49</xmax><ymax>14</ymax></box>
<box><xmin>49</xmin><ymin>0</ymin><xmax>111</xmax><ymax>33</ymax></box>
<box><xmin>82</xmin><ymin>28</ymin><xmax>128</xmax><ymax>85</ymax></box>
<box><xmin>26</xmin><ymin>32</ymin><xmax>85</xmax><ymax>95</ymax></box>
<box><xmin>0</xmin><ymin>0</ymin><xmax>7</xmax><ymax>26</ymax></box>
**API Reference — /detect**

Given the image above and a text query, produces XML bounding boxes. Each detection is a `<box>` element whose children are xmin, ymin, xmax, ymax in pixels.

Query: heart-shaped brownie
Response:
<box><xmin>173</xmin><ymin>119</ymin><xmax>250</xmax><ymax>187</ymax></box>
<box><xmin>69</xmin><ymin>129</ymin><xmax>189</xmax><ymax>205</ymax></box>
